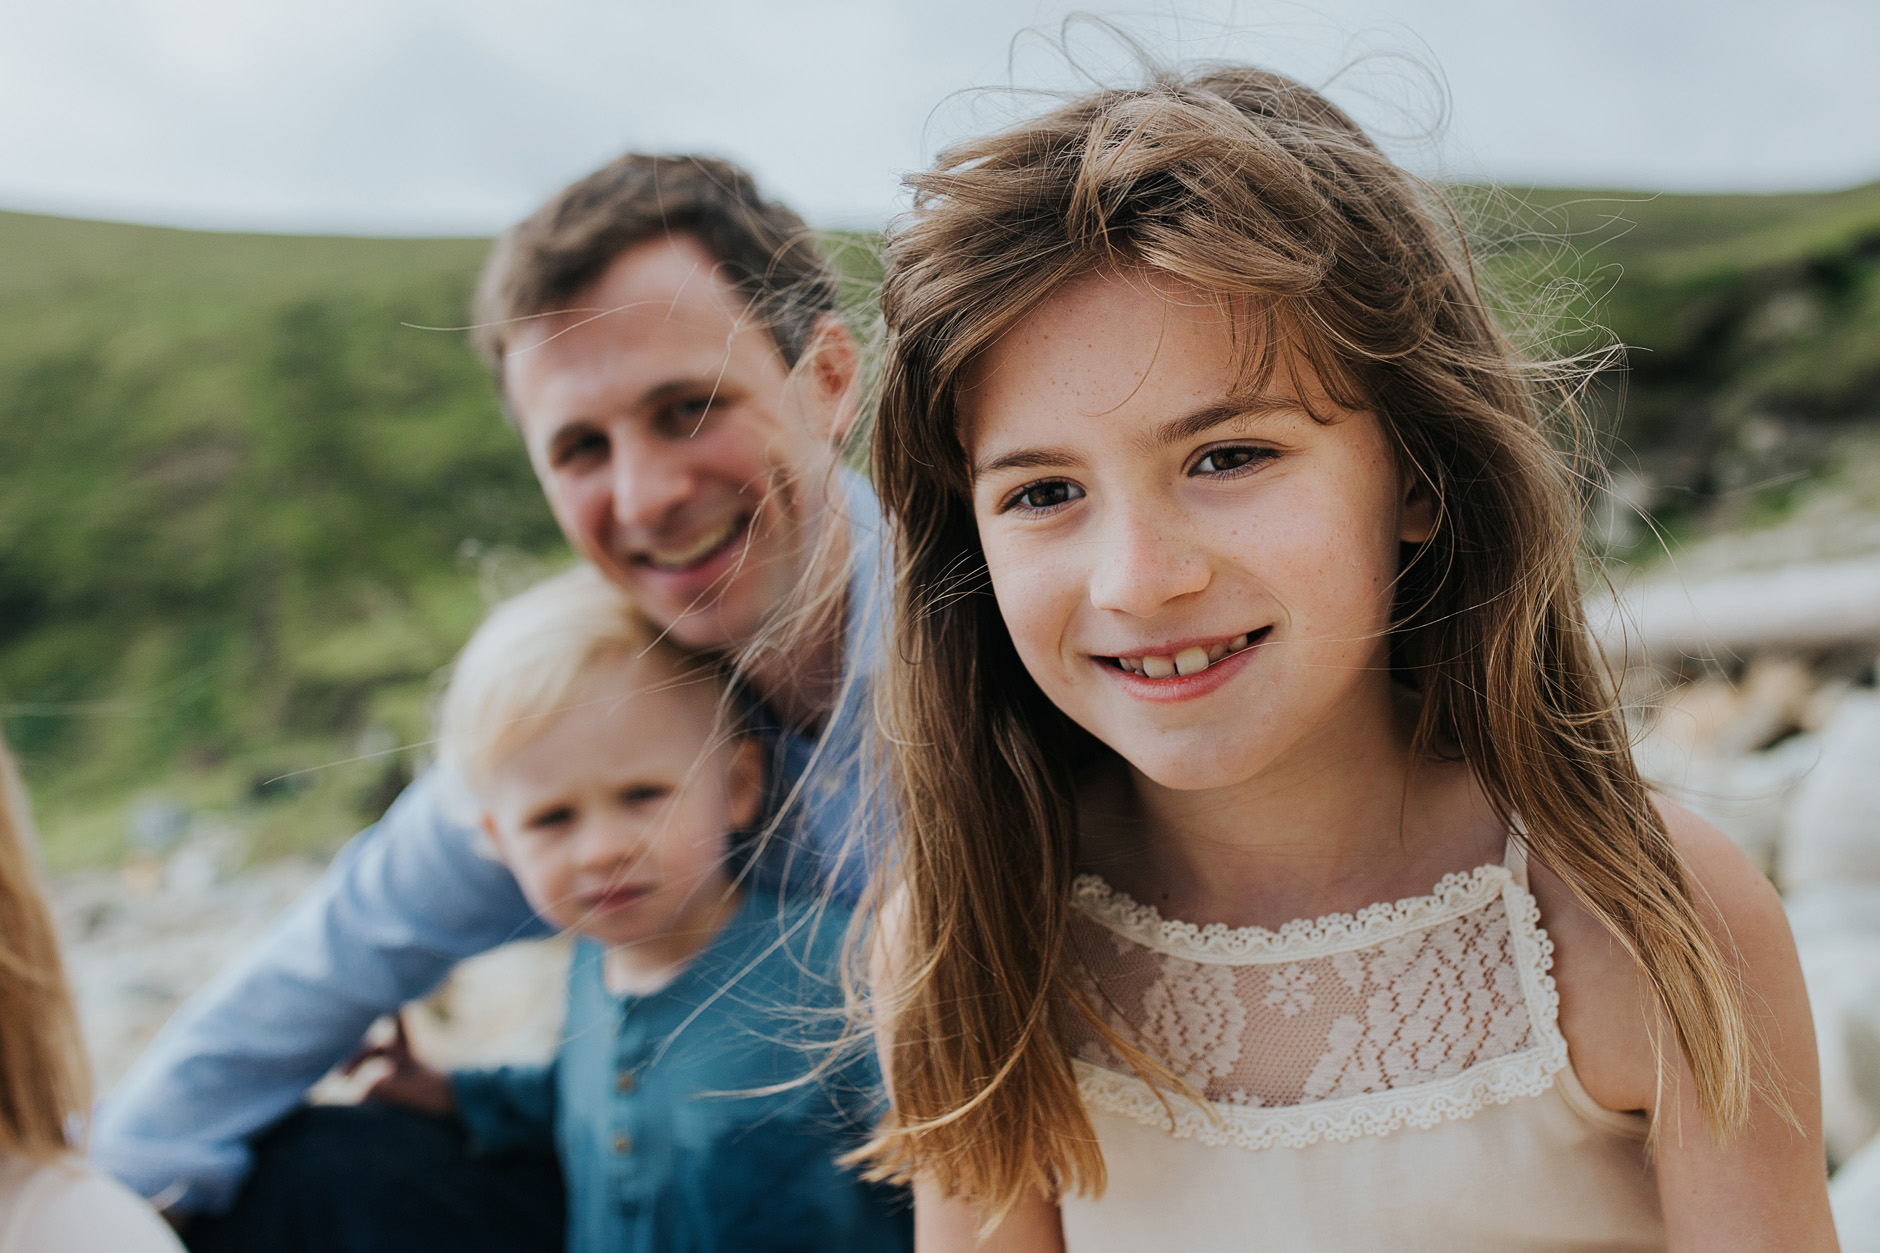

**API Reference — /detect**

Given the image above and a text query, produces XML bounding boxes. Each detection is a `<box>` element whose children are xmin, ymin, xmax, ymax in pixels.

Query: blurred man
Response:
<box><xmin>91</xmin><ymin>154</ymin><xmax>889</xmax><ymax>1252</ymax></box>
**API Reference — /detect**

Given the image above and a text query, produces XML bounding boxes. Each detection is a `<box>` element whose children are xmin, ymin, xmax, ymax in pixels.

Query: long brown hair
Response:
<box><xmin>859</xmin><ymin>64</ymin><xmax>1753</xmax><ymax>1220</ymax></box>
<box><xmin>0</xmin><ymin>735</ymin><xmax>90</xmax><ymax>1160</ymax></box>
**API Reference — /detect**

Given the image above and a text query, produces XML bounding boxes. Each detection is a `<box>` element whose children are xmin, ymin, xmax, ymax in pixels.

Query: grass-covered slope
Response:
<box><xmin>0</xmin><ymin>212</ymin><xmax>565</xmax><ymax>865</ymax></box>
<box><xmin>1487</xmin><ymin>183</ymin><xmax>1880</xmax><ymax>527</ymax></box>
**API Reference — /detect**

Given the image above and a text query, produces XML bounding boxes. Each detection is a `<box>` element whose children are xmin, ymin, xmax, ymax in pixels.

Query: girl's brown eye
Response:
<box><xmin>1011</xmin><ymin>480</ymin><xmax>1084</xmax><ymax>511</ymax></box>
<box><xmin>1195</xmin><ymin>446</ymin><xmax>1267</xmax><ymax>475</ymax></box>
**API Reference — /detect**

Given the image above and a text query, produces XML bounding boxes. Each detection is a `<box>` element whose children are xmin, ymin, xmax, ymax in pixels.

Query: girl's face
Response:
<box><xmin>965</xmin><ymin>269</ymin><xmax>1431</xmax><ymax>793</ymax></box>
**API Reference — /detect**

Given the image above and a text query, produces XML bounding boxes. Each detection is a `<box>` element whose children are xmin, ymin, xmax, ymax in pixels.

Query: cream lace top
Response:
<box><xmin>1059</xmin><ymin>840</ymin><xmax>1665</xmax><ymax>1252</ymax></box>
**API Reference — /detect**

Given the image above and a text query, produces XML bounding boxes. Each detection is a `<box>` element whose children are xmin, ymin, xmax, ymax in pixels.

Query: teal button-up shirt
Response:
<box><xmin>451</xmin><ymin>890</ymin><xmax>909</xmax><ymax>1253</ymax></box>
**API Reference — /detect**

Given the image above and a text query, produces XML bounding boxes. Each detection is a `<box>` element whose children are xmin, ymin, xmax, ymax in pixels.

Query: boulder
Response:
<box><xmin>1593</xmin><ymin>557</ymin><xmax>1880</xmax><ymax>663</ymax></box>
<box><xmin>1791</xmin><ymin>886</ymin><xmax>1880</xmax><ymax>1166</ymax></box>
<box><xmin>1784</xmin><ymin>694</ymin><xmax>1880</xmax><ymax>893</ymax></box>
<box><xmin>1835</xmin><ymin>1132</ymin><xmax>1880</xmax><ymax>1252</ymax></box>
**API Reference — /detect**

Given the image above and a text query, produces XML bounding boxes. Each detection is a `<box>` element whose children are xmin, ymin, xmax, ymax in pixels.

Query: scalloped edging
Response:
<box><xmin>1072</xmin><ymin>863</ymin><xmax>1512</xmax><ymax>964</ymax></box>
<box><xmin>1075</xmin><ymin>1035</ymin><xmax>1569</xmax><ymax>1152</ymax></box>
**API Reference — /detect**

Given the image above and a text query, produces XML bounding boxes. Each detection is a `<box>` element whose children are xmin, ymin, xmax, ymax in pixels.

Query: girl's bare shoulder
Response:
<box><xmin>1529</xmin><ymin>797</ymin><xmax>1801</xmax><ymax>1116</ymax></box>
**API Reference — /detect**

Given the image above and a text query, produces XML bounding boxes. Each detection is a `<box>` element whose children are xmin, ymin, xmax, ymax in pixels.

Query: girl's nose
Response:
<box><xmin>1086</xmin><ymin>505</ymin><xmax>1211</xmax><ymax>618</ymax></box>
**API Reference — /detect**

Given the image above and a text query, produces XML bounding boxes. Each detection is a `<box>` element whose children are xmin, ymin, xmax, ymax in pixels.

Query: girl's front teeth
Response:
<box><xmin>1120</xmin><ymin>633</ymin><xmax>1252</xmax><ymax>678</ymax></box>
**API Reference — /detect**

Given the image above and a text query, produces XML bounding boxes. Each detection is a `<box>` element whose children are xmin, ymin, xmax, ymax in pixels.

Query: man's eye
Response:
<box><xmin>663</xmin><ymin>397</ymin><xmax>715</xmax><ymax>432</ymax></box>
<box><xmin>1007</xmin><ymin>480</ymin><xmax>1085</xmax><ymax>512</ymax></box>
<box><xmin>553</xmin><ymin>431</ymin><xmax>608</xmax><ymax>468</ymax></box>
<box><xmin>1194</xmin><ymin>446</ymin><xmax>1271</xmax><ymax>475</ymax></box>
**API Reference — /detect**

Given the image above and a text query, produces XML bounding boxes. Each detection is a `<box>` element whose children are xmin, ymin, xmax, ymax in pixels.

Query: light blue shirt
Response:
<box><xmin>91</xmin><ymin>475</ymin><xmax>888</xmax><ymax>1214</ymax></box>
<box><xmin>452</xmin><ymin>892</ymin><xmax>910</xmax><ymax>1253</ymax></box>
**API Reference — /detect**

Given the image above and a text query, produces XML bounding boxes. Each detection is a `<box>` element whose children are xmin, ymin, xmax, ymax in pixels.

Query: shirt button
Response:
<box><xmin>612</xmin><ymin>1133</ymin><xmax>632</xmax><ymax>1155</ymax></box>
<box><xmin>615</xmin><ymin>1071</ymin><xmax>637</xmax><ymax>1094</ymax></box>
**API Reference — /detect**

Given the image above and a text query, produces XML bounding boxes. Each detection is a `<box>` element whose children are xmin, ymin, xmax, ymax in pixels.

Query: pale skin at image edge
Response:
<box><xmin>352</xmin><ymin>656</ymin><xmax>766</xmax><ymax>1111</ymax></box>
<box><xmin>882</xmin><ymin>269</ymin><xmax>1834</xmax><ymax>1251</ymax></box>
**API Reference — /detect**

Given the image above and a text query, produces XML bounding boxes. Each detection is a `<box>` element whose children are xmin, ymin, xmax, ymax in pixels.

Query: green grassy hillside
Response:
<box><xmin>1483</xmin><ymin>183</ymin><xmax>1880</xmax><ymax>530</ymax></box>
<box><xmin>0</xmin><ymin>213</ymin><xmax>563</xmax><ymax>865</ymax></box>
<box><xmin>2</xmin><ymin>185</ymin><xmax>1877</xmax><ymax>868</ymax></box>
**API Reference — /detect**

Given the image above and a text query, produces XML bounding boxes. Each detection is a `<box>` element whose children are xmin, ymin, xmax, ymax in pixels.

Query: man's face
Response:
<box><xmin>505</xmin><ymin>234</ymin><xmax>846</xmax><ymax>653</ymax></box>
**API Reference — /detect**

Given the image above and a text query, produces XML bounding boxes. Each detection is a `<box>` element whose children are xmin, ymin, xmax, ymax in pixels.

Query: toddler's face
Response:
<box><xmin>964</xmin><ymin>268</ymin><xmax>1432</xmax><ymax>793</ymax></box>
<box><xmin>480</xmin><ymin>659</ymin><xmax>762</xmax><ymax>953</ymax></box>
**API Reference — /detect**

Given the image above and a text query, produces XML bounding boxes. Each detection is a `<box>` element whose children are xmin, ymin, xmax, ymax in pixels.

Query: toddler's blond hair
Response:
<box><xmin>436</xmin><ymin>564</ymin><xmax>715</xmax><ymax>794</ymax></box>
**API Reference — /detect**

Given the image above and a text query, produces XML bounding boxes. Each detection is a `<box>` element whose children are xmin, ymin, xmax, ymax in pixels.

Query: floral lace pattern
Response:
<box><xmin>1065</xmin><ymin>861</ymin><xmax>1568</xmax><ymax>1149</ymax></box>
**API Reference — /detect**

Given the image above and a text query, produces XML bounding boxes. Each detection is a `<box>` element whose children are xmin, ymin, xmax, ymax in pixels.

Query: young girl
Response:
<box><xmin>859</xmin><ymin>66</ymin><xmax>1836</xmax><ymax>1250</ymax></box>
<box><xmin>0</xmin><ymin>737</ymin><xmax>182</xmax><ymax>1251</ymax></box>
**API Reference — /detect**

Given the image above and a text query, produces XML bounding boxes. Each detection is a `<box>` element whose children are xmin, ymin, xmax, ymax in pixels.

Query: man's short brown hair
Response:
<box><xmin>471</xmin><ymin>154</ymin><xmax>838</xmax><ymax>387</ymax></box>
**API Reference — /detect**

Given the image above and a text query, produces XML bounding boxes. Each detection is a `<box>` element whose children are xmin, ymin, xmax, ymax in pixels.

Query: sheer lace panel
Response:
<box><xmin>1065</xmin><ymin>868</ymin><xmax>1541</xmax><ymax>1111</ymax></box>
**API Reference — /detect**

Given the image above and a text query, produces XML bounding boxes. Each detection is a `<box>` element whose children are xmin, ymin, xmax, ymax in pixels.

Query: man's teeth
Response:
<box><xmin>1117</xmin><ymin>633</ymin><xmax>1254</xmax><ymax>678</ymax></box>
<box><xmin>645</xmin><ymin>518</ymin><xmax>741</xmax><ymax>571</ymax></box>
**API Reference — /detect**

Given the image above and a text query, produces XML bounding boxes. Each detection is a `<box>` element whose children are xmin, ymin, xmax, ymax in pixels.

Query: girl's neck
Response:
<box><xmin>1081</xmin><ymin>686</ymin><xmax>1504</xmax><ymax>932</ymax></box>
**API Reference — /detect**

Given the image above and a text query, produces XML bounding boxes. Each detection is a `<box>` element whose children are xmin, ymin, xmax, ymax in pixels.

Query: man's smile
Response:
<box><xmin>637</xmin><ymin>513</ymin><xmax>751</xmax><ymax>574</ymax></box>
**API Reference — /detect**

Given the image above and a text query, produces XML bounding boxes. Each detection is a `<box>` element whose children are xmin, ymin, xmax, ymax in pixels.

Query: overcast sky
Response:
<box><xmin>2</xmin><ymin>0</ymin><xmax>1876</xmax><ymax>236</ymax></box>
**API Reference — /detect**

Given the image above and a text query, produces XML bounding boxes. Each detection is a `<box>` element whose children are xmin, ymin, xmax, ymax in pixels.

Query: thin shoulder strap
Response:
<box><xmin>1502</xmin><ymin>832</ymin><xmax>1530</xmax><ymax>889</ymax></box>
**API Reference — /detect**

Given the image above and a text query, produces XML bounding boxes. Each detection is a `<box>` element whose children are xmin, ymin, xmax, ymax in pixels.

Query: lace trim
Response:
<box><xmin>1073</xmin><ymin>873</ymin><xmax>1572</xmax><ymax>1150</ymax></box>
<box><xmin>1075</xmin><ymin>1038</ymin><xmax>1567</xmax><ymax>1151</ymax></box>
<box><xmin>1072</xmin><ymin>863</ymin><xmax>1512</xmax><ymax>964</ymax></box>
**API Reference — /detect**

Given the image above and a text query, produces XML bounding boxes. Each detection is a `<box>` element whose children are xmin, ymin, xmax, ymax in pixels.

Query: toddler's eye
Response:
<box><xmin>1194</xmin><ymin>446</ymin><xmax>1271</xmax><ymax>475</ymax></box>
<box><xmin>526</xmin><ymin>804</ymin><xmax>576</xmax><ymax>832</ymax></box>
<box><xmin>1006</xmin><ymin>480</ymin><xmax>1085</xmax><ymax>512</ymax></box>
<box><xmin>621</xmin><ymin>784</ymin><xmax>670</xmax><ymax>806</ymax></box>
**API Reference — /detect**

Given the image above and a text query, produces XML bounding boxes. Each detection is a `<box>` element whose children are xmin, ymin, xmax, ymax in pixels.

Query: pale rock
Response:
<box><xmin>1785</xmin><ymin>694</ymin><xmax>1880</xmax><ymax>893</ymax></box>
<box><xmin>1633</xmin><ymin>727</ymin><xmax>1818</xmax><ymax>879</ymax></box>
<box><xmin>1791</xmin><ymin>887</ymin><xmax>1880</xmax><ymax>1166</ymax></box>
<box><xmin>1592</xmin><ymin>557</ymin><xmax>1880</xmax><ymax>662</ymax></box>
<box><xmin>54</xmin><ymin>858</ymin><xmax>325</xmax><ymax>1092</ymax></box>
<box><xmin>1835</xmin><ymin>1133</ymin><xmax>1880</xmax><ymax>1252</ymax></box>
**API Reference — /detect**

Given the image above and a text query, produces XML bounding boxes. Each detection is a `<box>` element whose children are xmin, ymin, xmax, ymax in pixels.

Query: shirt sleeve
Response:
<box><xmin>450</xmin><ymin>1062</ymin><xmax>559</xmax><ymax>1158</ymax></box>
<box><xmin>87</xmin><ymin>771</ymin><xmax>553</xmax><ymax>1215</ymax></box>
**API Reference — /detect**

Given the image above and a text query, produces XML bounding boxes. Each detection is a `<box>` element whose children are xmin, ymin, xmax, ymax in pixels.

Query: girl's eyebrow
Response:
<box><xmin>972</xmin><ymin>398</ymin><xmax>1300</xmax><ymax>482</ymax></box>
<box><xmin>1144</xmin><ymin>397</ymin><xmax>1297</xmax><ymax>451</ymax></box>
<box><xmin>972</xmin><ymin>445</ymin><xmax>1081</xmax><ymax>480</ymax></box>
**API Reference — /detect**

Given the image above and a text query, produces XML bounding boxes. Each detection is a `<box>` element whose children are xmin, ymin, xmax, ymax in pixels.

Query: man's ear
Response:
<box><xmin>795</xmin><ymin>314</ymin><xmax>862</xmax><ymax>447</ymax></box>
<box><xmin>1400</xmin><ymin>471</ymin><xmax>1436</xmax><ymax>544</ymax></box>
<box><xmin>726</xmin><ymin>737</ymin><xmax>767</xmax><ymax>831</ymax></box>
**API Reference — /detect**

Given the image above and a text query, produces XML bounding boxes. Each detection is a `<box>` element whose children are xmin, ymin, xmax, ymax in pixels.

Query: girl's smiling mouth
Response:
<box><xmin>1106</xmin><ymin>626</ymin><xmax>1270</xmax><ymax>678</ymax></box>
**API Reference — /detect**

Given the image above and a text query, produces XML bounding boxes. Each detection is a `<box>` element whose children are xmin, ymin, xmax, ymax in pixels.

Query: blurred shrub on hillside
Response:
<box><xmin>0</xmin><ymin>217</ymin><xmax>563</xmax><ymax>855</ymax></box>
